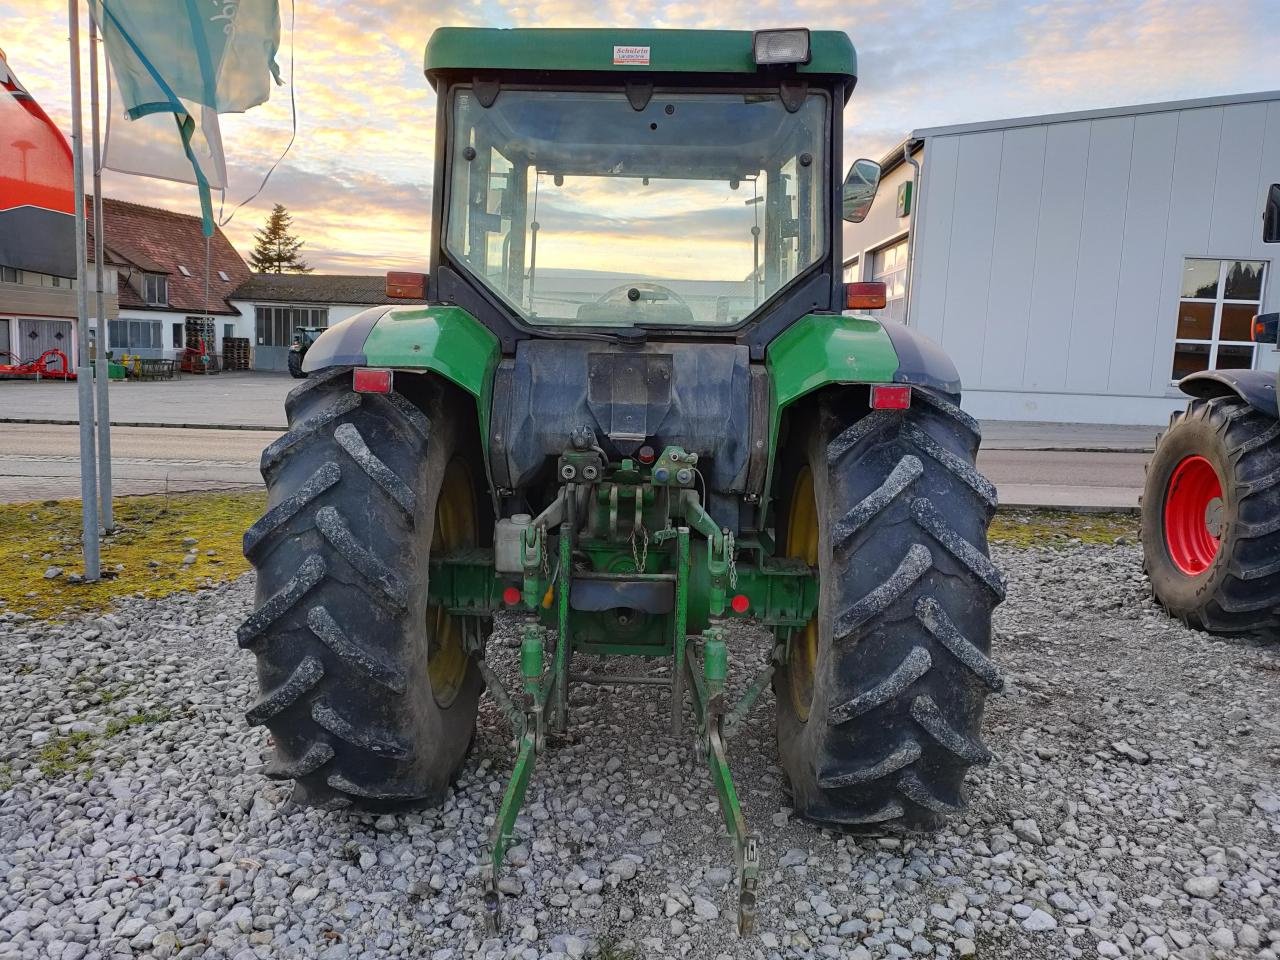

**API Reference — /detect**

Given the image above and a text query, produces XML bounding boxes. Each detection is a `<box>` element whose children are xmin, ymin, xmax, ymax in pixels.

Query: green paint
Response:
<box><xmin>766</xmin><ymin>312</ymin><xmax>900</xmax><ymax>411</ymax></box>
<box><xmin>762</xmin><ymin>312</ymin><xmax>902</xmax><ymax>509</ymax></box>
<box><xmin>425</xmin><ymin>28</ymin><xmax>856</xmax><ymax>80</ymax></box>
<box><xmin>362</xmin><ymin>305</ymin><xmax>499</xmax><ymax>428</ymax></box>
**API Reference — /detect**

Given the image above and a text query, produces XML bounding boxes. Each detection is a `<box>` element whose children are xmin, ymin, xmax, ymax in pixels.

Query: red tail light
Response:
<box><xmin>353</xmin><ymin>368</ymin><xmax>393</xmax><ymax>394</ymax></box>
<box><xmin>730</xmin><ymin>593</ymin><xmax>750</xmax><ymax>614</ymax></box>
<box><xmin>871</xmin><ymin>384</ymin><xmax>912</xmax><ymax>410</ymax></box>
<box><xmin>386</xmin><ymin>271</ymin><xmax>427</xmax><ymax>299</ymax></box>
<box><xmin>845</xmin><ymin>281</ymin><xmax>887</xmax><ymax>310</ymax></box>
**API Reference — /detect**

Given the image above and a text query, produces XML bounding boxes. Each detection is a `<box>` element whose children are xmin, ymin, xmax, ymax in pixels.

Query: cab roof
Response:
<box><xmin>424</xmin><ymin>28</ymin><xmax>857</xmax><ymax>83</ymax></box>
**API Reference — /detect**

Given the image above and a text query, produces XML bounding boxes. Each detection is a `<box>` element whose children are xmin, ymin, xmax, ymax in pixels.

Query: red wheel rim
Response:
<box><xmin>1163</xmin><ymin>456</ymin><xmax>1223</xmax><ymax>576</ymax></box>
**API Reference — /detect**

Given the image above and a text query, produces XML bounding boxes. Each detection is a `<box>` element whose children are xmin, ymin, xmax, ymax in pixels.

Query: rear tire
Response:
<box><xmin>239</xmin><ymin>367</ymin><xmax>488</xmax><ymax>809</ymax></box>
<box><xmin>287</xmin><ymin>350</ymin><xmax>307</xmax><ymax>379</ymax></box>
<box><xmin>775</xmin><ymin>389</ymin><xmax>1005</xmax><ymax>830</ymax></box>
<box><xmin>1141</xmin><ymin>396</ymin><xmax>1280</xmax><ymax>637</ymax></box>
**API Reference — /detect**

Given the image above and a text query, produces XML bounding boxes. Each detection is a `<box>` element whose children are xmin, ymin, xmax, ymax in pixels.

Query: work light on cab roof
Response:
<box><xmin>752</xmin><ymin>28</ymin><xmax>811</xmax><ymax>65</ymax></box>
<box><xmin>242</xmin><ymin>22</ymin><xmax>1005</xmax><ymax>943</ymax></box>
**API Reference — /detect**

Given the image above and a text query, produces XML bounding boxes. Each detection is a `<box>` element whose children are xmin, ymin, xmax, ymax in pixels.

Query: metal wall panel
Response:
<box><xmin>1021</xmin><ymin>122</ymin><xmax>1089</xmax><ymax>392</ymax></box>
<box><xmin>979</xmin><ymin>125</ymin><xmax>1046</xmax><ymax>390</ymax></box>
<box><xmin>937</xmin><ymin>130</ymin><xmax>1003</xmax><ymax>384</ymax></box>
<box><xmin>1107</xmin><ymin>112</ymin><xmax>1179</xmax><ymax>396</ymax></box>
<box><xmin>909</xmin><ymin>134</ymin><xmax>959</xmax><ymax>346</ymax></box>
<box><xmin>1067</xmin><ymin>116</ymin><xmax>1134</xmax><ymax>394</ymax></box>
<box><xmin>906</xmin><ymin>93</ymin><xmax>1280</xmax><ymax>422</ymax></box>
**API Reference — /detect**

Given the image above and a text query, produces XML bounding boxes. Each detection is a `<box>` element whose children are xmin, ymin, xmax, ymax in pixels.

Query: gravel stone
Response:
<box><xmin>1182</xmin><ymin>875</ymin><xmax>1220</xmax><ymax>899</ymax></box>
<box><xmin>0</xmin><ymin>543</ymin><xmax>1276</xmax><ymax>959</ymax></box>
<box><xmin>1022</xmin><ymin>909</ymin><xmax>1056</xmax><ymax>931</ymax></box>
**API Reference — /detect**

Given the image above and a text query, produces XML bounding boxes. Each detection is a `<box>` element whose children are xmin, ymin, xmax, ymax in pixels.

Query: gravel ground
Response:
<box><xmin>1</xmin><ymin>542</ymin><xmax>1277</xmax><ymax>960</ymax></box>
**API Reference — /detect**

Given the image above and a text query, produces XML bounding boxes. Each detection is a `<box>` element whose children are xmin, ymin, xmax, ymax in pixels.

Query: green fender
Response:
<box><xmin>762</xmin><ymin>313</ymin><xmax>906</xmax><ymax>509</ymax></box>
<box><xmin>364</xmin><ymin>305</ymin><xmax>499</xmax><ymax>408</ymax></box>
<box><xmin>766</xmin><ymin>313</ymin><xmax>900</xmax><ymax>411</ymax></box>
<box><xmin>305</xmin><ymin>304</ymin><xmax>501</xmax><ymax>433</ymax></box>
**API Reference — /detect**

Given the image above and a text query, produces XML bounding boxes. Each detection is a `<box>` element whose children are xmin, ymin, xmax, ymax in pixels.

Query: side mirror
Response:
<box><xmin>1264</xmin><ymin>183</ymin><xmax>1280</xmax><ymax>243</ymax></box>
<box><xmin>842</xmin><ymin>158</ymin><xmax>882</xmax><ymax>224</ymax></box>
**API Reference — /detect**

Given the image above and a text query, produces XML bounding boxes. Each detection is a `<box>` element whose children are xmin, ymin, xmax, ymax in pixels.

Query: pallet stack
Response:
<box><xmin>184</xmin><ymin>317</ymin><xmax>216</xmax><ymax>349</ymax></box>
<box><xmin>180</xmin><ymin>317</ymin><xmax>220</xmax><ymax>374</ymax></box>
<box><xmin>222</xmin><ymin>337</ymin><xmax>251</xmax><ymax>371</ymax></box>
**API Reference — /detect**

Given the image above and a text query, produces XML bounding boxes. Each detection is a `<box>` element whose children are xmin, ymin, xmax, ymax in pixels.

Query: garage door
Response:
<box><xmin>18</xmin><ymin>318</ymin><xmax>74</xmax><ymax>361</ymax></box>
<box><xmin>0</xmin><ymin>319</ymin><xmax>9</xmax><ymax>359</ymax></box>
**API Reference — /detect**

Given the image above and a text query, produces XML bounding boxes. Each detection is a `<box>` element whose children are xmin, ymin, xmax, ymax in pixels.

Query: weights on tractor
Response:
<box><xmin>239</xmin><ymin>26</ymin><xmax>1006</xmax><ymax>933</ymax></box>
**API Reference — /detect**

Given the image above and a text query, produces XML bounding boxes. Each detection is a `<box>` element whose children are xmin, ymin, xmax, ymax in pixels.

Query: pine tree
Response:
<box><xmin>248</xmin><ymin>203</ymin><xmax>312</xmax><ymax>274</ymax></box>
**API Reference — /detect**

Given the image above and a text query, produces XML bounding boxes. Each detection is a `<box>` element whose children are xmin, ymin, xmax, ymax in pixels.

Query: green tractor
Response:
<box><xmin>287</xmin><ymin>326</ymin><xmax>325</xmax><ymax>379</ymax></box>
<box><xmin>239</xmin><ymin>27</ymin><xmax>1005</xmax><ymax>931</ymax></box>
<box><xmin>1141</xmin><ymin>185</ymin><xmax>1280</xmax><ymax>636</ymax></box>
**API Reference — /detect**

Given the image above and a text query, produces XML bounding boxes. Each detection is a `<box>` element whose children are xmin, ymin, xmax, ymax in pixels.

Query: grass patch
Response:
<box><xmin>597</xmin><ymin>940</ymin><xmax>638</xmax><ymax>960</ymax></box>
<box><xmin>0</xmin><ymin>490</ymin><xmax>265</xmax><ymax>619</ymax></box>
<box><xmin>36</xmin><ymin>709</ymin><xmax>171</xmax><ymax>779</ymax></box>
<box><xmin>989</xmin><ymin>509</ymin><xmax>1140</xmax><ymax>548</ymax></box>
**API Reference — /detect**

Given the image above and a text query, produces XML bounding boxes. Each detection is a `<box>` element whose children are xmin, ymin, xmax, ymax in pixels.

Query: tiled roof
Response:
<box><xmin>86</xmin><ymin>196</ymin><xmax>250</xmax><ymax>315</ymax></box>
<box><xmin>232</xmin><ymin>273</ymin><xmax>424</xmax><ymax>306</ymax></box>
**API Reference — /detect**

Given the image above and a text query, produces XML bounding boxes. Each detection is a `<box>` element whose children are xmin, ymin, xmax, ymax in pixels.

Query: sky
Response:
<box><xmin>4</xmin><ymin>0</ymin><xmax>1280</xmax><ymax>274</ymax></box>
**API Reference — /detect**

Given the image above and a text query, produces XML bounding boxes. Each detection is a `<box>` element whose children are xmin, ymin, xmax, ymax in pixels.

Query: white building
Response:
<box><xmin>0</xmin><ymin>263</ymin><xmax>116</xmax><ymax>369</ymax></box>
<box><xmin>229</xmin><ymin>274</ymin><xmax>423</xmax><ymax>372</ymax></box>
<box><xmin>91</xmin><ymin>197</ymin><xmax>249</xmax><ymax>363</ymax></box>
<box><xmin>844</xmin><ymin>90</ymin><xmax>1280</xmax><ymax>425</ymax></box>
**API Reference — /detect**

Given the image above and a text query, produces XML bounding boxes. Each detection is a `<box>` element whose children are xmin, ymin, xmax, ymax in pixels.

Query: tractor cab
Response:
<box><xmin>419</xmin><ymin>27</ymin><xmax>878</xmax><ymax>351</ymax></box>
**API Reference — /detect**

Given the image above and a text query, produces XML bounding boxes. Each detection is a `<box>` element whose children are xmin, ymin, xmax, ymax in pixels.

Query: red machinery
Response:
<box><xmin>0</xmin><ymin>348</ymin><xmax>76</xmax><ymax>380</ymax></box>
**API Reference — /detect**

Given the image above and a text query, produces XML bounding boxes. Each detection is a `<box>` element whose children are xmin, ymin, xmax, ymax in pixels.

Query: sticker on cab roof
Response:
<box><xmin>613</xmin><ymin>45</ymin><xmax>650</xmax><ymax>66</ymax></box>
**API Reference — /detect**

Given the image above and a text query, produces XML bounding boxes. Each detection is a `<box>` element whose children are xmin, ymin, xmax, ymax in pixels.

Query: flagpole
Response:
<box><xmin>88</xmin><ymin>12</ymin><xmax>114</xmax><ymax>533</ymax></box>
<box><xmin>68</xmin><ymin>0</ymin><xmax>101</xmax><ymax>581</ymax></box>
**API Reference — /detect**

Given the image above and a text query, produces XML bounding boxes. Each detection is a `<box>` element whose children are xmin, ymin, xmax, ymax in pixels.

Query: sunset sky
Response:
<box><xmin>4</xmin><ymin>1</ymin><xmax>1279</xmax><ymax>273</ymax></box>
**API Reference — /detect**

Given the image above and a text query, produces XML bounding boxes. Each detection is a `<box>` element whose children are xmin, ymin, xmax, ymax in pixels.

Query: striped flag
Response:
<box><xmin>0</xmin><ymin>48</ymin><xmax>77</xmax><ymax>278</ymax></box>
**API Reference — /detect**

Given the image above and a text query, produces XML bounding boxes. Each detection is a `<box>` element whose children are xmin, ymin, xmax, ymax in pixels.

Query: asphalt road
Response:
<box><xmin>0</xmin><ymin>423</ymin><xmax>269</xmax><ymax>503</ymax></box>
<box><xmin>0</xmin><ymin>422</ymin><xmax>1146</xmax><ymax>509</ymax></box>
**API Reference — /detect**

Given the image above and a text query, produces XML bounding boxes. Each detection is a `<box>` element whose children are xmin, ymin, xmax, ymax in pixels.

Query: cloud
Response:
<box><xmin>2</xmin><ymin>0</ymin><xmax>1276</xmax><ymax>272</ymax></box>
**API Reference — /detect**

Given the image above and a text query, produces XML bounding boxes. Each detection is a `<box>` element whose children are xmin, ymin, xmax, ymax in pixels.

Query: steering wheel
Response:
<box><xmin>596</xmin><ymin>282</ymin><xmax>691</xmax><ymax>310</ymax></box>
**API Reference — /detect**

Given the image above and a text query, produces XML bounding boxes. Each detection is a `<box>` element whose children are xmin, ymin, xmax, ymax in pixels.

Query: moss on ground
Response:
<box><xmin>989</xmin><ymin>509</ymin><xmax>1140</xmax><ymax>548</ymax></box>
<box><xmin>35</xmin><ymin>709</ymin><xmax>172</xmax><ymax>780</ymax></box>
<box><xmin>0</xmin><ymin>490</ymin><xmax>265</xmax><ymax>619</ymax></box>
<box><xmin>0</xmin><ymin>490</ymin><xmax>1135</xmax><ymax>622</ymax></box>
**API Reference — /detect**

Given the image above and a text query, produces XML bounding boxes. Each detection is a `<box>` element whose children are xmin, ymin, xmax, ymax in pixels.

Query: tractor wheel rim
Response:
<box><xmin>1163</xmin><ymin>455</ymin><xmax>1223</xmax><ymax>577</ymax></box>
<box><xmin>785</xmin><ymin>466</ymin><xmax>819</xmax><ymax>723</ymax></box>
<box><xmin>427</xmin><ymin>458</ymin><xmax>475</xmax><ymax>707</ymax></box>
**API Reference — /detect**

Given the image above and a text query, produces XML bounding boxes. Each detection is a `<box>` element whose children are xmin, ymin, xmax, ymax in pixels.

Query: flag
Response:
<box><xmin>88</xmin><ymin>0</ymin><xmax>282</xmax><ymax>233</ymax></box>
<box><xmin>90</xmin><ymin>0</ymin><xmax>281</xmax><ymax>115</ymax></box>
<box><xmin>104</xmin><ymin>63</ymin><xmax>228</xmax><ymax>190</ymax></box>
<box><xmin>0</xmin><ymin>48</ymin><xmax>77</xmax><ymax>278</ymax></box>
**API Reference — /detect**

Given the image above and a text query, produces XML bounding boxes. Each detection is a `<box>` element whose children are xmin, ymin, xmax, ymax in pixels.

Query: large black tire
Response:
<box><xmin>238</xmin><ymin>367</ymin><xmax>487</xmax><ymax>808</ymax></box>
<box><xmin>287</xmin><ymin>349</ymin><xmax>307</xmax><ymax>379</ymax></box>
<box><xmin>1141</xmin><ymin>396</ymin><xmax>1280</xmax><ymax>636</ymax></box>
<box><xmin>775</xmin><ymin>389</ymin><xmax>1005</xmax><ymax>830</ymax></box>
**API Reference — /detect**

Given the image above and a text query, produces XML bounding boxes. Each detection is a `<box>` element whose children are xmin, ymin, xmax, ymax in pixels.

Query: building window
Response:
<box><xmin>142</xmin><ymin>273</ymin><xmax>168</xmax><ymax>306</ymax></box>
<box><xmin>108</xmin><ymin>319</ymin><xmax>162</xmax><ymax>350</ymax></box>
<box><xmin>842</xmin><ymin>257</ymin><xmax>859</xmax><ymax>283</ymax></box>
<box><xmin>0</xmin><ymin>266</ymin><xmax>17</xmax><ymax>283</ymax></box>
<box><xmin>172</xmin><ymin>322</ymin><xmax>184</xmax><ymax>348</ymax></box>
<box><xmin>871</xmin><ymin>237</ymin><xmax>909</xmax><ymax>324</ymax></box>
<box><xmin>1171</xmin><ymin>259</ymin><xmax>1266</xmax><ymax>380</ymax></box>
<box><xmin>254</xmin><ymin>305</ymin><xmax>329</xmax><ymax>347</ymax></box>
